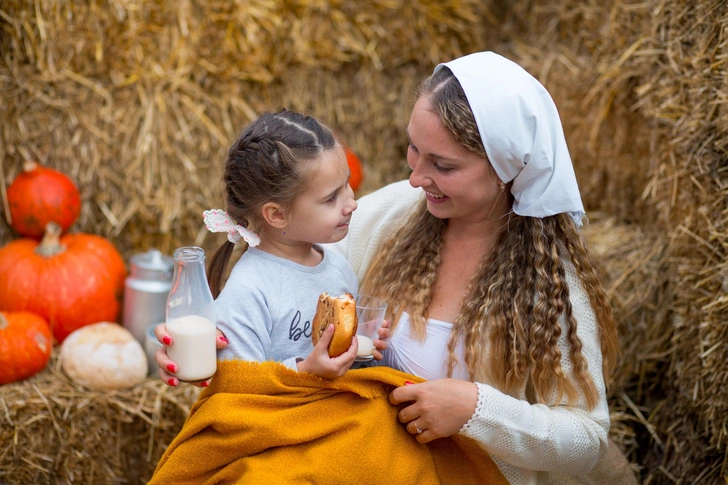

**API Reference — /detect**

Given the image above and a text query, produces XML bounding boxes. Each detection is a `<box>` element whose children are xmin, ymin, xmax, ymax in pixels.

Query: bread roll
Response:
<box><xmin>311</xmin><ymin>292</ymin><xmax>358</xmax><ymax>357</ymax></box>
<box><xmin>60</xmin><ymin>322</ymin><xmax>148</xmax><ymax>390</ymax></box>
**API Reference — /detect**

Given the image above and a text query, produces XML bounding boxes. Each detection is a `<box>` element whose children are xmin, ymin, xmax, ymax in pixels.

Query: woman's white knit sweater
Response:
<box><xmin>330</xmin><ymin>180</ymin><xmax>610</xmax><ymax>485</ymax></box>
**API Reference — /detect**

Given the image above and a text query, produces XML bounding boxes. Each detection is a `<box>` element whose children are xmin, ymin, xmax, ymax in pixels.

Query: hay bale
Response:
<box><xmin>0</xmin><ymin>0</ymin><xmax>499</xmax><ymax>255</ymax></box>
<box><xmin>632</xmin><ymin>3</ymin><xmax>728</xmax><ymax>478</ymax></box>
<box><xmin>504</xmin><ymin>2</ymin><xmax>656</xmax><ymax>226</ymax></box>
<box><xmin>582</xmin><ymin>217</ymin><xmax>670</xmax><ymax>470</ymax></box>
<box><xmin>504</xmin><ymin>1</ymin><xmax>728</xmax><ymax>481</ymax></box>
<box><xmin>583</xmin><ymin>217</ymin><xmax>672</xmax><ymax>398</ymax></box>
<box><xmin>0</xmin><ymin>62</ymin><xmax>428</xmax><ymax>257</ymax></box>
<box><xmin>0</xmin><ymin>350</ymin><xmax>200</xmax><ymax>484</ymax></box>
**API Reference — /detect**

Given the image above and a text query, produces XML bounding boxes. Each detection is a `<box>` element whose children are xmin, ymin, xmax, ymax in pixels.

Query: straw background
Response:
<box><xmin>1</xmin><ymin>0</ymin><xmax>727</xmax><ymax>483</ymax></box>
<box><xmin>509</xmin><ymin>2</ymin><xmax>728</xmax><ymax>482</ymax></box>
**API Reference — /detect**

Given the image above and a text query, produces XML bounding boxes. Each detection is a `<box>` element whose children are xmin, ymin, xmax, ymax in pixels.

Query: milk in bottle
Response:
<box><xmin>166</xmin><ymin>246</ymin><xmax>217</xmax><ymax>381</ymax></box>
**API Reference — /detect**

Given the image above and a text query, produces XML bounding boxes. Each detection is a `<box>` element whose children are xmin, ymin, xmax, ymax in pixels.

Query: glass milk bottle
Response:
<box><xmin>165</xmin><ymin>246</ymin><xmax>217</xmax><ymax>381</ymax></box>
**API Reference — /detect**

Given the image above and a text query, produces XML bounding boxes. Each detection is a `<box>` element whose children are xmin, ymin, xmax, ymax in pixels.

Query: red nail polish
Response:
<box><xmin>404</xmin><ymin>380</ymin><xmax>414</xmax><ymax>386</ymax></box>
<box><xmin>167</xmin><ymin>364</ymin><xmax>176</xmax><ymax>372</ymax></box>
<box><xmin>219</xmin><ymin>336</ymin><xmax>229</xmax><ymax>343</ymax></box>
<box><xmin>162</xmin><ymin>336</ymin><xmax>171</xmax><ymax>345</ymax></box>
<box><xmin>168</xmin><ymin>378</ymin><xmax>177</xmax><ymax>386</ymax></box>
<box><xmin>201</xmin><ymin>381</ymin><xmax>209</xmax><ymax>387</ymax></box>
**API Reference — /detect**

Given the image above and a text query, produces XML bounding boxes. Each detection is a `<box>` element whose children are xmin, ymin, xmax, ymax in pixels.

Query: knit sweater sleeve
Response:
<box><xmin>459</xmin><ymin>263</ymin><xmax>610</xmax><ymax>476</ymax></box>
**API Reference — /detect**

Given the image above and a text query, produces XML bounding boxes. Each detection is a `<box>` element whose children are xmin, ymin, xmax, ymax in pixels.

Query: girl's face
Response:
<box><xmin>285</xmin><ymin>146</ymin><xmax>357</xmax><ymax>244</ymax></box>
<box><xmin>406</xmin><ymin>95</ymin><xmax>506</xmax><ymax>223</ymax></box>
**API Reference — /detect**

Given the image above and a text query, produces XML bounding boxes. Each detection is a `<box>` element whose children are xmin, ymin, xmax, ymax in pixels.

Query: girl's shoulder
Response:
<box><xmin>222</xmin><ymin>249</ymin><xmax>280</xmax><ymax>294</ymax></box>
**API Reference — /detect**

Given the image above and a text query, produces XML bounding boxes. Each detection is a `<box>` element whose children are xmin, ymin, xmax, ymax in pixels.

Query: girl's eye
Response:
<box><xmin>434</xmin><ymin>163</ymin><xmax>453</xmax><ymax>173</ymax></box>
<box><xmin>326</xmin><ymin>193</ymin><xmax>338</xmax><ymax>203</ymax></box>
<box><xmin>408</xmin><ymin>142</ymin><xmax>418</xmax><ymax>153</ymax></box>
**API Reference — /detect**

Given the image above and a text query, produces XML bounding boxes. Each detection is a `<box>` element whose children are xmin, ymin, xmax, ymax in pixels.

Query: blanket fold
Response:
<box><xmin>150</xmin><ymin>361</ymin><xmax>508</xmax><ymax>485</ymax></box>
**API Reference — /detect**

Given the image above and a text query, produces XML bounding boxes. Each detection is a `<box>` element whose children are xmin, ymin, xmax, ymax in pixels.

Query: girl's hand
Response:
<box><xmin>372</xmin><ymin>319</ymin><xmax>391</xmax><ymax>361</ymax></box>
<box><xmin>389</xmin><ymin>378</ymin><xmax>479</xmax><ymax>443</ymax></box>
<box><xmin>155</xmin><ymin>323</ymin><xmax>229</xmax><ymax>388</ymax></box>
<box><xmin>297</xmin><ymin>324</ymin><xmax>357</xmax><ymax>379</ymax></box>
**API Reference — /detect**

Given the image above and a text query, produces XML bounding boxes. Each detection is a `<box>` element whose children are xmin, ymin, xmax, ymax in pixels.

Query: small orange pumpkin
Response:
<box><xmin>344</xmin><ymin>145</ymin><xmax>363</xmax><ymax>192</ymax></box>
<box><xmin>0</xmin><ymin>311</ymin><xmax>52</xmax><ymax>385</ymax></box>
<box><xmin>0</xmin><ymin>223</ymin><xmax>127</xmax><ymax>343</ymax></box>
<box><xmin>7</xmin><ymin>160</ymin><xmax>82</xmax><ymax>238</ymax></box>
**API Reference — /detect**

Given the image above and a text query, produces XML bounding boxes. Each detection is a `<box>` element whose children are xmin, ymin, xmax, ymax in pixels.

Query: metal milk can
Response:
<box><xmin>122</xmin><ymin>249</ymin><xmax>174</xmax><ymax>344</ymax></box>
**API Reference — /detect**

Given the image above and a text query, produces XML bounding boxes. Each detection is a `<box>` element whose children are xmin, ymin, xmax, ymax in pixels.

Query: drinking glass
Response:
<box><xmin>352</xmin><ymin>293</ymin><xmax>387</xmax><ymax>362</ymax></box>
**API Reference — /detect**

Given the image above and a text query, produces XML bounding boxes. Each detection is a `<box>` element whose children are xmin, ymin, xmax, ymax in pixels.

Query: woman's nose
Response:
<box><xmin>408</xmin><ymin>157</ymin><xmax>427</xmax><ymax>188</ymax></box>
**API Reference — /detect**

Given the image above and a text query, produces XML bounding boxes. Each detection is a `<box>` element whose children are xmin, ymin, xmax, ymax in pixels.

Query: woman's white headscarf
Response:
<box><xmin>435</xmin><ymin>51</ymin><xmax>585</xmax><ymax>226</ymax></box>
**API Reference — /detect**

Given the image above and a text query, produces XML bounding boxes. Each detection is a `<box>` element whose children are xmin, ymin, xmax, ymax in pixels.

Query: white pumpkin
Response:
<box><xmin>60</xmin><ymin>322</ymin><xmax>148</xmax><ymax>390</ymax></box>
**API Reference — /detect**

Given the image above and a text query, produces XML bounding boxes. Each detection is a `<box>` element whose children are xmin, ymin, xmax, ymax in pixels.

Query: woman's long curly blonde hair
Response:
<box><xmin>360</xmin><ymin>68</ymin><xmax>619</xmax><ymax>410</ymax></box>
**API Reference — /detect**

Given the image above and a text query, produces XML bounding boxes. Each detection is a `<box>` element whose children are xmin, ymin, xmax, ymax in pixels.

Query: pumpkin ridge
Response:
<box><xmin>71</xmin><ymin>234</ymin><xmax>128</xmax><ymax>288</ymax></box>
<box><xmin>49</xmin><ymin>250</ymin><xmax>84</xmax><ymax>340</ymax></box>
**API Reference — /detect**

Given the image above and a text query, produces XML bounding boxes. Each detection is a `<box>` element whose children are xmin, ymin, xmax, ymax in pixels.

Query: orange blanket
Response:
<box><xmin>150</xmin><ymin>361</ymin><xmax>508</xmax><ymax>485</ymax></box>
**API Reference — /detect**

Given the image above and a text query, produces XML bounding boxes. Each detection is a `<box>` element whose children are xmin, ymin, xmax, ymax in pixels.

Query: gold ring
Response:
<box><xmin>414</xmin><ymin>420</ymin><xmax>423</xmax><ymax>434</ymax></box>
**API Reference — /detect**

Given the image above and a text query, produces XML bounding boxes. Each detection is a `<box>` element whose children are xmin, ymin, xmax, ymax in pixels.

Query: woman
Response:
<box><xmin>157</xmin><ymin>51</ymin><xmax>627</xmax><ymax>484</ymax></box>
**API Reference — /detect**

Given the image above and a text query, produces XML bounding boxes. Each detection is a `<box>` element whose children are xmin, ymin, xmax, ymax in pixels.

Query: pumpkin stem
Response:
<box><xmin>0</xmin><ymin>313</ymin><xmax>7</xmax><ymax>330</ymax></box>
<box><xmin>23</xmin><ymin>160</ymin><xmax>39</xmax><ymax>173</ymax></box>
<box><xmin>36</xmin><ymin>222</ymin><xmax>67</xmax><ymax>258</ymax></box>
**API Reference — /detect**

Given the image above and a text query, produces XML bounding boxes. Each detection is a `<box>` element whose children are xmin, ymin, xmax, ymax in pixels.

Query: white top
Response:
<box><xmin>330</xmin><ymin>180</ymin><xmax>610</xmax><ymax>485</ymax></box>
<box><xmin>381</xmin><ymin>312</ymin><xmax>469</xmax><ymax>381</ymax></box>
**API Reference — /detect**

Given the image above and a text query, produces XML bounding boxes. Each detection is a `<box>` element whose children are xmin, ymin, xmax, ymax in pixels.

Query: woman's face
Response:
<box><xmin>406</xmin><ymin>95</ymin><xmax>505</xmax><ymax>223</ymax></box>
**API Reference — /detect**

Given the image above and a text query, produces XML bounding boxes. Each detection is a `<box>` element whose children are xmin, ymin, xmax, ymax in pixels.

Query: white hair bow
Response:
<box><xmin>203</xmin><ymin>209</ymin><xmax>260</xmax><ymax>247</ymax></box>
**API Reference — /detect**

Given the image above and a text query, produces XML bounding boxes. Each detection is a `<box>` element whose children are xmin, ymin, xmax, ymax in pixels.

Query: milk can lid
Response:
<box><xmin>130</xmin><ymin>249</ymin><xmax>174</xmax><ymax>271</ymax></box>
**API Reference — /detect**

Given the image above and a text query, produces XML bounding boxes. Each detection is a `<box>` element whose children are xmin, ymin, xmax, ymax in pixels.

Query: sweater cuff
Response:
<box><xmin>459</xmin><ymin>382</ymin><xmax>526</xmax><ymax>440</ymax></box>
<box><xmin>460</xmin><ymin>381</ymin><xmax>490</xmax><ymax>435</ymax></box>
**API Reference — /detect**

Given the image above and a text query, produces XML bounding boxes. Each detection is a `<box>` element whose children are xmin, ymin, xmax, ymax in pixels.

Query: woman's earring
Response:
<box><xmin>282</xmin><ymin>229</ymin><xmax>286</xmax><ymax>235</ymax></box>
<box><xmin>499</xmin><ymin>181</ymin><xmax>506</xmax><ymax>191</ymax></box>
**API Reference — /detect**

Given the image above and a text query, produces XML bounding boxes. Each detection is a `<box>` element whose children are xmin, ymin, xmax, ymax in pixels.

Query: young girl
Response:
<box><xmin>159</xmin><ymin>109</ymin><xmax>377</xmax><ymax>385</ymax></box>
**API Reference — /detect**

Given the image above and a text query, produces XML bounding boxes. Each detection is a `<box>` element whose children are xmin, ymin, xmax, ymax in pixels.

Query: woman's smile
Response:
<box><xmin>425</xmin><ymin>191</ymin><xmax>449</xmax><ymax>203</ymax></box>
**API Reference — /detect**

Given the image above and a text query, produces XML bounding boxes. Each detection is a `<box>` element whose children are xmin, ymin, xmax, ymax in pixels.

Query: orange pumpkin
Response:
<box><xmin>0</xmin><ymin>223</ymin><xmax>127</xmax><ymax>343</ymax></box>
<box><xmin>344</xmin><ymin>145</ymin><xmax>363</xmax><ymax>192</ymax></box>
<box><xmin>8</xmin><ymin>160</ymin><xmax>82</xmax><ymax>238</ymax></box>
<box><xmin>0</xmin><ymin>311</ymin><xmax>52</xmax><ymax>385</ymax></box>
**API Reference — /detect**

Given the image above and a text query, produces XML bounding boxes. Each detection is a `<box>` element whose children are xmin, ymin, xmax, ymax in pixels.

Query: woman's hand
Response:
<box><xmin>297</xmin><ymin>324</ymin><xmax>357</xmax><ymax>379</ymax></box>
<box><xmin>372</xmin><ymin>319</ymin><xmax>391</xmax><ymax>361</ymax></box>
<box><xmin>389</xmin><ymin>378</ymin><xmax>479</xmax><ymax>443</ymax></box>
<box><xmin>154</xmin><ymin>323</ymin><xmax>229</xmax><ymax>387</ymax></box>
